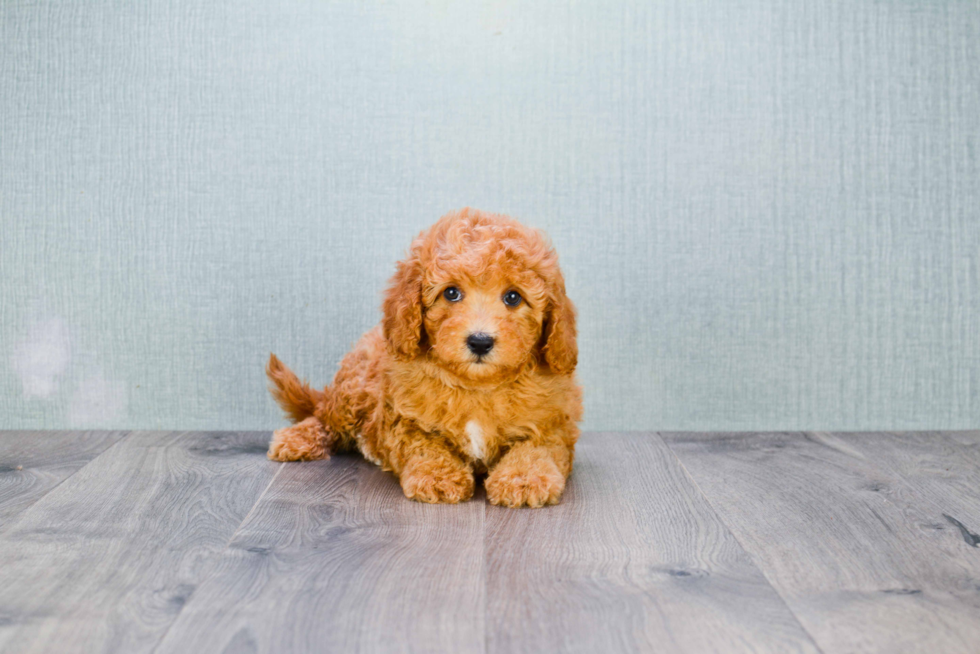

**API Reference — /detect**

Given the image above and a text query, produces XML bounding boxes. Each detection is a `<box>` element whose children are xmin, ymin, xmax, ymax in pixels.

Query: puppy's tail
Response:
<box><xmin>266</xmin><ymin>354</ymin><xmax>325</xmax><ymax>423</ymax></box>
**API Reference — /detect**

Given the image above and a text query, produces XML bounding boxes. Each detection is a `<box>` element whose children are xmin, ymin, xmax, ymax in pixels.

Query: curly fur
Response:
<box><xmin>267</xmin><ymin>208</ymin><xmax>583</xmax><ymax>508</ymax></box>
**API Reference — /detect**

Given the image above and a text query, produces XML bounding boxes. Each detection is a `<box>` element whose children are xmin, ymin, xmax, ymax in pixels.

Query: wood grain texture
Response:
<box><xmin>832</xmin><ymin>431</ymin><xmax>980</xmax><ymax>541</ymax></box>
<box><xmin>0</xmin><ymin>431</ymin><xmax>279</xmax><ymax>654</ymax></box>
<box><xmin>663</xmin><ymin>431</ymin><xmax>980</xmax><ymax>654</ymax></box>
<box><xmin>486</xmin><ymin>432</ymin><xmax>820</xmax><ymax>654</ymax></box>
<box><xmin>153</xmin><ymin>454</ymin><xmax>485</xmax><ymax>654</ymax></box>
<box><xmin>3</xmin><ymin>430</ymin><xmax>980</xmax><ymax>653</ymax></box>
<box><xmin>0</xmin><ymin>430</ymin><xmax>128</xmax><ymax>525</ymax></box>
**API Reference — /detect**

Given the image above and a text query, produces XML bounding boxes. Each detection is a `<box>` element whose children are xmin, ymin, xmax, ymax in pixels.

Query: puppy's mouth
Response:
<box><xmin>463</xmin><ymin>353</ymin><xmax>499</xmax><ymax>372</ymax></box>
<box><xmin>470</xmin><ymin>350</ymin><xmax>502</xmax><ymax>366</ymax></box>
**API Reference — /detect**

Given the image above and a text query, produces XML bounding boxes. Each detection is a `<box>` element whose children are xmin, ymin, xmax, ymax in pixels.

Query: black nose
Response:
<box><xmin>466</xmin><ymin>332</ymin><xmax>495</xmax><ymax>356</ymax></box>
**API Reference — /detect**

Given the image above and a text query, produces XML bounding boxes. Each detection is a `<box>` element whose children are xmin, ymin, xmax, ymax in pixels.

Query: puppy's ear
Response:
<box><xmin>382</xmin><ymin>253</ymin><xmax>425</xmax><ymax>358</ymax></box>
<box><xmin>542</xmin><ymin>277</ymin><xmax>578</xmax><ymax>374</ymax></box>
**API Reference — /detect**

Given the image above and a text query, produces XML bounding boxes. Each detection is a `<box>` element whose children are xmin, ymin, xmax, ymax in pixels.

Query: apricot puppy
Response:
<box><xmin>266</xmin><ymin>208</ymin><xmax>582</xmax><ymax>508</ymax></box>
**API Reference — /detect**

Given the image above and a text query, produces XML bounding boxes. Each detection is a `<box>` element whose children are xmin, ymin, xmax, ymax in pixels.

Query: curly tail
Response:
<box><xmin>266</xmin><ymin>354</ymin><xmax>325</xmax><ymax>423</ymax></box>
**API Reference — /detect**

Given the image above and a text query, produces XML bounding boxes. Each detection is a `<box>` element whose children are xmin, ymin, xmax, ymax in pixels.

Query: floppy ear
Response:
<box><xmin>542</xmin><ymin>280</ymin><xmax>578</xmax><ymax>374</ymax></box>
<box><xmin>382</xmin><ymin>254</ymin><xmax>425</xmax><ymax>358</ymax></box>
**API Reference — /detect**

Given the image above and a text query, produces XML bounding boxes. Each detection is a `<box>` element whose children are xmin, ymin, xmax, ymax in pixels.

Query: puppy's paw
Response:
<box><xmin>267</xmin><ymin>417</ymin><xmax>331</xmax><ymax>461</ymax></box>
<box><xmin>486</xmin><ymin>456</ymin><xmax>565</xmax><ymax>508</ymax></box>
<box><xmin>400</xmin><ymin>457</ymin><xmax>475</xmax><ymax>504</ymax></box>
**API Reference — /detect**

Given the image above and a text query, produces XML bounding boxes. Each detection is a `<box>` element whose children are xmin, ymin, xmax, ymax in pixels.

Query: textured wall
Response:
<box><xmin>2</xmin><ymin>1</ymin><xmax>978</xmax><ymax>431</ymax></box>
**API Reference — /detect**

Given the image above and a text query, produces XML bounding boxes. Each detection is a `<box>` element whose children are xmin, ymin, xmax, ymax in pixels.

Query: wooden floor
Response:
<box><xmin>0</xmin><ymin>431</ymin><xmax>978</xmax><ymax>653</ymax></box>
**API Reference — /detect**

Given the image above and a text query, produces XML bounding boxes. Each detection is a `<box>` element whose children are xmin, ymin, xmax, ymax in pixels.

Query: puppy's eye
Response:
<box><xmin>443</xmin><ymin>286</ymin><xmax>462</xmax><ymax>302</ymax></box>
<box><xmin>503</xmin><ymin>290</ymin><xmax>522</xmax><ymax>307</ymax></box>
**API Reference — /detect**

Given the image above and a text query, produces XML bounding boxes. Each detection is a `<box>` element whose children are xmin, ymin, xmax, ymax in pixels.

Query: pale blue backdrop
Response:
<box><xmin>2</xmin><ymin>1</ymin><xmax>978</xmax><ymax>431</ymax></box>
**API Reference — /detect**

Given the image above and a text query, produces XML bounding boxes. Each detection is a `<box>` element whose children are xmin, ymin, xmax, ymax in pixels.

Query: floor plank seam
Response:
<box><xmin>481</xmin><ymin>502</ymin><xmax>489</xmax><ymax>654</ymax></box>
<box><xmin>0</xmin><ymin>430</ymin><xmax>135</xmax><ymax>537</ymax></box>
<box><xmin>222</xmin><ymin>461</ymin><xmax>285</xmax><ymax>549</ymax></box>
<box><xmin>655</xmin><ymin>431</ymin><xmax>829</xmax><ymax>654</ymax></box>
<box><xmin>149</xmin><ymin>444</ymin><xmax>285</xmax><ymax>654</ymax></box>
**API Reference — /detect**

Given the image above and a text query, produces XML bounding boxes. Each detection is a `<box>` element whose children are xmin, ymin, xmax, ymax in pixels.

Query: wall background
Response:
<box><xmin>2</xmin><ymin>0</ymin><xmax>978</xmax><ymax>432</ymax></box>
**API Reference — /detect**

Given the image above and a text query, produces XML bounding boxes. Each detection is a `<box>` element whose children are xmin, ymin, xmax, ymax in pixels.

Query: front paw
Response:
<box><xmin>486</xmin><ymin>456</ymin><xmax>565</xmax><ymax>508</ymax></box>
<box><xmin>400</xmin><ymin>457</ymin><xmax>475</xmax><ymax>504</ymax></box>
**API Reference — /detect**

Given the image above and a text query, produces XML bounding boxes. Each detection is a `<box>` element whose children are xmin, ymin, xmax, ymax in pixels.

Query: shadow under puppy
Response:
<box><xmin>266</xmin><ymin>208</ymin><xmax>583</xmax><ymax>508</ymax></box>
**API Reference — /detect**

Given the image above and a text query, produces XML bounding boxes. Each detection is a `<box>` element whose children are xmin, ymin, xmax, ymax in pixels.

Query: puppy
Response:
<box><xmin>266</xmin><ymin>208</ymin><xmax>582</xmax><ymax>507</ymax></box>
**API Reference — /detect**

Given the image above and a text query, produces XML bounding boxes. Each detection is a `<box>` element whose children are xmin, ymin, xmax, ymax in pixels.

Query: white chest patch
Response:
<box><xmin>465</xmin><ymin>420</ymin><xmax>484</xmax><ymax>461</ymax></box>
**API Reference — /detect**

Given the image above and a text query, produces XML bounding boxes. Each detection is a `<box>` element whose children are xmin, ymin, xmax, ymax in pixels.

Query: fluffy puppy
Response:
<box><xmin>266</xmin><ymin>208</ymin><xmax>582</xmax><ymax>508</ymax></box>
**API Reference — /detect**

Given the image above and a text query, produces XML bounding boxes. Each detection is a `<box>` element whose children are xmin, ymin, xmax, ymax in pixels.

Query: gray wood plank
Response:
<box><xmin>831</xmin><ymin>431</ymin><xmax>980</xmax><ymax>540</ymax></box>
<box><xmin>154</xmin><ymin>454</ymin><xmax>486</xmax><ymax>654</ymax></box>
<box><xmin>485</xmin><ymin>432</ymin><xmax>820</xmax><ymax>654</ymax></box>
<box><xmin>0</xmin><ymin>431</ymin><xmax>278</xmax><ymax>654</ymax></box>
<box><xmin>0</xmin><ymin>430</ymin><xmax>128</xmax><ymax>525</ymax></box>
<box><xmin>662</xmin><ymin>431</ymin><xmax>980</xmax><ymax>654</ymax></box>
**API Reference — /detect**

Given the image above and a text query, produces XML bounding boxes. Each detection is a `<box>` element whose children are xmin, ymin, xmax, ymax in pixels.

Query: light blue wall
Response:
<box><xmin>2</xmin><ymin>1</ymin><xmax>978</xmax><ymax>431</ymax></box>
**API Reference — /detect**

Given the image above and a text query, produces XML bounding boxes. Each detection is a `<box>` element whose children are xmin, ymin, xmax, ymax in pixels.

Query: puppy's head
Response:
<box><xmin>382</xmin><ymin>208</ymin><xmax>577</xmax><ymax>381</ymax></box>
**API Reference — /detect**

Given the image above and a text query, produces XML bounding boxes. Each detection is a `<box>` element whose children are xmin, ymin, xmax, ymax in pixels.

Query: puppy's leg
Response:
<box><xmin>486</xmin><ymin>440</ymin><xmax>573</xmax><ymax>508</ymax></box>
<box><xmin>396</xmin><ymin>439</ymin><xmax>475</xmax><ymax>504</ymax></box>
<box><xmin>268</xmin><ymin>416</ymin><xmax>337</xmax><ymax>461</ymax></box>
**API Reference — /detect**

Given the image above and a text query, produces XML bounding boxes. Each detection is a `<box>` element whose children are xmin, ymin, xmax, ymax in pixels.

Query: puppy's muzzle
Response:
<box><xmin>466</xmin><ymin>332</ymin><xmax>495</xmax><ymax>356</ymax></box>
